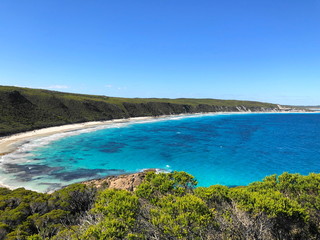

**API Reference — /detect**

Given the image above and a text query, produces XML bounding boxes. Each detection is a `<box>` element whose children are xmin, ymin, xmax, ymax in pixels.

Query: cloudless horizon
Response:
<box><xmin>0</xmin><ymin>1</ymin><xmax>319</xmax><ymax>105</ymax></box>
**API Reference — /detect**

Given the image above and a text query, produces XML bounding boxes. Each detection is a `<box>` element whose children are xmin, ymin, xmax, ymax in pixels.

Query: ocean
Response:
<box><xmin>1</xmin><ymin>113</ymin><xmax>320</xmax><ymax>192</ymax></box>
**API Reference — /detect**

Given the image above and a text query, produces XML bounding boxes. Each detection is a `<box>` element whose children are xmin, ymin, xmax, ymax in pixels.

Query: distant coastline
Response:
<box><xmin>1</xmin><ymin>85</ymin><xmax>305</xmax><ymax>138</ymax></box>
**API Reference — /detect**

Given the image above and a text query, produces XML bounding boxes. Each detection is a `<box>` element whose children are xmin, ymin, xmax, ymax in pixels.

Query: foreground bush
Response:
<box><xmin>1</xmin><ymin>171</ymin><xmax>320</xmax><ymax>239</ymax></box>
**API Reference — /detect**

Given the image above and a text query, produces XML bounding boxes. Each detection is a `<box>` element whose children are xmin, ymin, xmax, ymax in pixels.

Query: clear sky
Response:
<box><xmin>0</xmin><ymin>1</ymin><xmax>319</xmax><ymax>105</ymax></box>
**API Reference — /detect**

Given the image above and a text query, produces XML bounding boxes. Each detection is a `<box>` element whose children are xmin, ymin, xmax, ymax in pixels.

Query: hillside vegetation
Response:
<box><xmin>0</xmin><ymin>171</ymin><xmax>319</xmax><ymax>239</ymax></box>
<box><xmin>0</xmin><ymin>85</ymin><xmax>280</xmax><ymax>136</ymax></box>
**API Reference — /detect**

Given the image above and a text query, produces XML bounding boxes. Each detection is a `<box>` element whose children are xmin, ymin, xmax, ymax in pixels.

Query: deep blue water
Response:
<box><xmin>1</xmin><ymin>113</ymin><xmax>320</xmax><ymax>192</ymax></box>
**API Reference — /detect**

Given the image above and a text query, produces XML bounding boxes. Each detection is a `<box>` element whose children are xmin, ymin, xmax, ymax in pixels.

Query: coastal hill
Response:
<box><xmin>0</xmin><ymin>85</ymin><xmax>298</xmax><ymax>136</ymax></box>
<box><xmin>298</xmin><ymin>106</ymin><xmax>320</xmax><ymax>111</ymax></box>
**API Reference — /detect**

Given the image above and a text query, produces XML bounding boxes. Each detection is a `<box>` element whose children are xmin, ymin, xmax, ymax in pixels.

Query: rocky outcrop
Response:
<box><xmin>82</xmin><ymin>171</ymin><xmax>152</xmax><ymax>191</ymax></box>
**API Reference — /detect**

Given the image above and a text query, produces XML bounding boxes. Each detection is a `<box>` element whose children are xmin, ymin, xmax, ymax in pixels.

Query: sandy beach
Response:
<box><xmin>0</xmin><ymin>111</ymin><xmax>309</xmax><ymax>157</ymax></box>
<box><xmin>0</xmin><ymin>112</ymin><xmax>250</xmax><ymax>156</ymax></box>
<box><xmin>0</xmin><ymin>113</ymin><xmax>225</xmax><ymax>157</ymax></box>
<box><xmin>0</xmin><ymin>112</ymin><xmax>231</xmax><ymax>157</ymax></box>
<box><xmin>0</xmin><ymin>117</ymin><xmax>154</xmax><ymax>156</ymax></box>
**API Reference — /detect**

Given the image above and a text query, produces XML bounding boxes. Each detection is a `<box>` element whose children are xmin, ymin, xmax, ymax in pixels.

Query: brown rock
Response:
<box><xmin>82</xmin><ymin>170</ymin><xmax>155</xmax><ymax>192</ymax></box>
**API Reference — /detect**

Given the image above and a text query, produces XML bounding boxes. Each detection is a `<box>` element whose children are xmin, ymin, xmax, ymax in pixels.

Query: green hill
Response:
<box><xmin>0</xmin><ymin>85</ymin><xmax>280</xmax><ymax>136</ymax></box>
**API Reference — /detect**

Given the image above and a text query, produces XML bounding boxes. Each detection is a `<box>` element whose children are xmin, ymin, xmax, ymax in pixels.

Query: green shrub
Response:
<box><xmin>82</xmin><ymin>189</ymin><xmax>140</xmax><ymax>239</ymax></box>
<box><xmin>150</xmin><ymin>194</ymin><xmax>215</xmax><ymax>239</ymax></box>
<box><xmin>135</xmin><ymin>171</ymin><xmax>197</xmax><ymax>203</ymax></box>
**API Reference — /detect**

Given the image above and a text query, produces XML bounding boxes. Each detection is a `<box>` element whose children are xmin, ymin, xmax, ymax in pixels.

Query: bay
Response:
<box><xmin>1</xmin><ymin>113</ymin><xmax>320</xmax><ymax>192</ymax></box>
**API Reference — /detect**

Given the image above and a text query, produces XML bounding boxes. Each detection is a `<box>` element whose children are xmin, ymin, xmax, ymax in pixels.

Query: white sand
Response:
<box><xmin>0</xmin><ymin>111</ymin><xmax>310</xmax><ymax>157</ymax></box>
<box><xmin>0</xmin><ymin>117</ymin><xmax>152</xmax><ymax>156</ymax></box>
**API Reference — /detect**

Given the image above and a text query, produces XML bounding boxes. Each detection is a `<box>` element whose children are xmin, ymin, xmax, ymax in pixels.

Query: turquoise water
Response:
<box><xmin>1</xmin><ymin>113</ymin><xmax>320</xmax><ymax>192</ymax></box>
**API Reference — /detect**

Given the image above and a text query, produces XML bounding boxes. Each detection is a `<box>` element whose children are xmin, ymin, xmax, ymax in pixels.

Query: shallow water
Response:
<box><xmin>1</xmin><ymin>113</ymin><xmax>320</xmax><ymax>192</ymax></box>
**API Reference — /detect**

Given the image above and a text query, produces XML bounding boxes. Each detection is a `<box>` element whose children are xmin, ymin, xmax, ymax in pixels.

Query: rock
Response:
<box><xmin>82</xmin><ymin>170</ymin><xmax>154</xmax><ymax>191</ymax></box>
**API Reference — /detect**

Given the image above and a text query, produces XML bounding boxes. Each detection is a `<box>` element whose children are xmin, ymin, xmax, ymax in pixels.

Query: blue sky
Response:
<box><xmin>0</xmin><ymin>1</ymin><xmax>319</xmax><ymax>105</ymax></box>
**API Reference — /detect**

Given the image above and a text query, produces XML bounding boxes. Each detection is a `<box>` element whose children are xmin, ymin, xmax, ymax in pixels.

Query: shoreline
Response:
<box><xmin>0</xmin><ymin>110</ymin><xmax>313</xmax><ymax>157</ymax></box>
<box><xmin>0</xmin><ymin>116</ymin><xmax>153</xmax><ymax>156</ymax></box>
<box><xmin>0</xmin><ymin>110</ymin><xmax>314</xmax><ymax>191</ymax></box>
